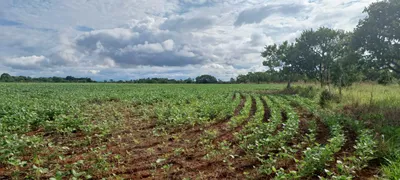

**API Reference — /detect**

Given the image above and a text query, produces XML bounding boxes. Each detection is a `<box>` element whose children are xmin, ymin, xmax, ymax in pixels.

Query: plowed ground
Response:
<box><xmin>0</xmin><ymin>94</ymin><xmax>380</xmax><ymax>179</ymax></box>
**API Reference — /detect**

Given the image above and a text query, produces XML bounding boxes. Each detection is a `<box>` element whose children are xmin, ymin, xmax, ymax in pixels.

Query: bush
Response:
<box><xmin>378</xmin><ymin>71</ymin><xmax>395</xmax><ymax>85</ymax></box>
<box><xmin>319</xmin><ymin>89</ymin><xmax>340</xmax><ymax>107</ymax></box>
<box><xmin>297</xmin><ymin>86</ymin><xmax>318</xmax><ymax>99</ymax></box>
<box><xmin>281</xmin><ymin>86</ymin><xmax>318</xmax><ymax>99</ymax></box>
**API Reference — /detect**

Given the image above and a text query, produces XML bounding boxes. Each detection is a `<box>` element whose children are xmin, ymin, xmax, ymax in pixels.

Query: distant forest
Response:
<box><xmin>0</xmin><ymin>73</ymin><xmax>95</xmax><ymax>83</ymax></box>
<box><xmin>1</xmin><ymin>69</ymin><xmax>398</xmax><ymax>85</ymax></box>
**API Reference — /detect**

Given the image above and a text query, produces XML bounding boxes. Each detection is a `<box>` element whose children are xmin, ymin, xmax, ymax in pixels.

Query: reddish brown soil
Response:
<box><xmin>271</xmin><ymin>108</ymin><xmax>313</xmax><ymax>176</ymax></box>
<box><xmin>157</xmin><ymin>96</ymin><xmax>261</xmax><ymax>179</ymax></box>
<box><xmin>336</xmin><ymin>126</ymin><xmax>357</xmax><ymax>157</ymax></box>
<box><xmin>315</xmin><ymin>117</ymin><xmax>330</xmax><ymax>145</ymax></box>
<box><xmin>234</xmin><ymin>94</ymin><xmax>246</xmax><ymax>116</ymax></box>
<box><xmin>260</xmin><ymin>97</ymin><xmax>271</xmax><ymax>122</ymax></box>
<box><xmin>213</xmin><ymin>96</ymin><xmax>256</xmax><ymax>143</ymax></box>
<box><xmin>355</xmin><ymin>159</ymin><xmax>381</xmax><ymax>180</ymax></box>
<box><xmin>103</xmin><ymin>94</ymin><xmax>257</xmax><ymax>179</ymax></box>
<box><xmin>272</xmin><ymin>110</ymin><xmax>288</xmax><ymax>136</ymax></box>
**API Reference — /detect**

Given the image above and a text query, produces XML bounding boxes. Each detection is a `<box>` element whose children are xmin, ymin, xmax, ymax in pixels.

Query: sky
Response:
<box><xmin>0</xmin><ymin>0</ymin><xmax>375</xmax><ymax>81</ymax></box>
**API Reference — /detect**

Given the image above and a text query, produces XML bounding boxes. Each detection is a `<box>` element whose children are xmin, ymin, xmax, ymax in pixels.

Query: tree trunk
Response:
<box><xmin>327</xmin><ymin>65</ymin><xmax>331</xmax><ymax>92</ymax></box>
<box><xmin>320</xmin><ymin>63</ymin><xmax>323</xmax><ymax>88</ymax></box>
<box><xmin>339</xmin><ymin>75</ymin><xmax>343</xmax><ymax>96</ymax></box>
<box><xmin>287</xmin><ymin>78</ymin><xmax>292</xmax><ymax>89</ymax></box>
<box><xmin>338</xmin><ymin>62</ymin><xmax>343</xmax><ymax>96</ymax></box>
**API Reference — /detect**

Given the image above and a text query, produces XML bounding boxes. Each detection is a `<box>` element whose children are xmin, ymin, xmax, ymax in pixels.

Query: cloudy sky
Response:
<box><xmin>0</xmin><ymin>0</ymin><xmax>374</xmax><ymax>81</ymax></box>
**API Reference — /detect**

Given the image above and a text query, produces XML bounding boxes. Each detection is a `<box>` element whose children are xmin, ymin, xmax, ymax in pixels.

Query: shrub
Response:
<box><xmin>378</xmin><ymin>71</ymin><xmax>395</xmax><ymax>85</ymax></box>
<box><xmin>319</xmin><ymin>89</ymin><xmax>340</xmax><ymax>107</ymax></box>
<box><xmin>280</xmin><ymin>86</ymin><xmax>318</xmax><ymax>99</ymax></box>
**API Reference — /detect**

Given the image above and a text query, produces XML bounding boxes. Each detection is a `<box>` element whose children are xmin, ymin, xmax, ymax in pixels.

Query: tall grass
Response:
<box><xmin>341</xmin><ymin>83</ymin><xmax>400</xmax><ymax>108</ymax></box>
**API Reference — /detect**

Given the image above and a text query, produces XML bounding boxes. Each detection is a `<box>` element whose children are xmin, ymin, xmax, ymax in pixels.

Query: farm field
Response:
<box><xmin>0</xmin><ymin>83</ymin><xmax>386</xmax><ymax>179</ymax></box>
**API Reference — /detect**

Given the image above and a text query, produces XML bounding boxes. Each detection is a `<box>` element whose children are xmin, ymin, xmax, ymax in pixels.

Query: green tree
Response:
<box><xmin>0</xmin><ymin>73</ymin><xmax>13</xmax><ymax>82</ymax></box>
<box><xmin>184</xmin><ymin>78</ymin><xmax>194</xmax><ymax>83</ymax></box>
<box><xmin>331</xmin><ymin>33</ymin><xmax>364</xmax><ymax>95</ymax></box>
<box><xmin>353</xmin><ymin>0</ymin><xmax>400</xmax><ymax>75</ymax></box>
<box><xmin>262</xmin><ymin>41</ymin><xmax>299</xmax><ymax>88</ymax></box>
<box><xmin>195</xmin><ymin>75</ymin><xmax>218</xmax><ymax>84</ymax></box>
<box><xmin>229</xmin><ymin>78</ymin><xmax>236</xmax><ymax>84</ymax></box>
<box><xmin>236</xmin><ymin>74</ymin><xmax>248</xmax><ymax>83</ymax></box>
<box><xmin>296</xmin><ymin>27</ymin><xmax>345</xmax><ymax>89</ymax></box>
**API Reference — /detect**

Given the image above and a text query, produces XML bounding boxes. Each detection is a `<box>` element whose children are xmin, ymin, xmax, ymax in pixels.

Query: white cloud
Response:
<box><xmin>2</xmin><ymin>55</ymin><xmax>48</xmax><ymax>70</ymax></box>
<box><xmin>89</xmin><ymin>70</ymin><xmax>100</xmax><ymax>74</ymax></box>
<box><xmin>162</xmin><ymin>39</ymin><xmax>175</xmax><ymax>51</ymax></box>
<box><xmin>0</xmin><ymin>0</ymin><xmax>376</xmax><ymax>80</ymax></box>
<box><xmin>121</xmin><ymin>42</ymin><xmax>165</xmax><ymax>54</ymax></box>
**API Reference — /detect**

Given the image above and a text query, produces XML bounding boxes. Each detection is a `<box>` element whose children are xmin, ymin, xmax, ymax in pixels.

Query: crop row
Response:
<box><xmin>230</xmin><ymin>94</ymin><xmax>378</xmax><ymax>179</ymax></box>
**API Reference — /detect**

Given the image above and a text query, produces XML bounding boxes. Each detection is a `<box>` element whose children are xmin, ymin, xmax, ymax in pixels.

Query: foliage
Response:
<box><xmin>353</xmin><ymin>0</ymin><xmax>400</xmax><ymax>75</ymax></box>
<box><xmin>0</xmin><ymin>73</ymin><xmax>95</xmax><ymax>83</ymax></box>
<box><xmin>377</xmin><ymin>70</ymin><xmax>396</xmax><ymax>85</ymax></box>
<box><xmin>319</xmin><ymin>89</ymin><xmax>341</xmax><ymax>107</ymax></box>
<box><xmin>129</xmin><ymin>77</ymin><xmax>195</xmax><ymax>84</ymax></box>
<box><xmin>262</xmin><ymin>41</ymin><xmax>301</xmax><ymax>88</ymax></box>
<box><xmin>281</xmin><ymin>86</ymin><xmax>319</xmax><ymax>99</ymax></box>
<box><xmin>236</xmin><ymin>70</ymin><xmax>305</xmax><ymax>84</ymax></box>
<box><xmin>195</xmin><ymin>74</ymin><xmax>218</xmax><ymax>84</ymax></box>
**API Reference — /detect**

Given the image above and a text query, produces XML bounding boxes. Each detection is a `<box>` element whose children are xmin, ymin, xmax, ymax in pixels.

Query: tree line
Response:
<box><xmin>0</xmin><ymin>73</ymin><xmax>226</xmax><ymax>84</ymax></box>
<box><xmin>105</xmin><ymin>75</ymin><xmax>223</xmax><ymax>84</ymax></box>
<box><xmin>0</xmin><ymin>73</ymin><xmax>95</xmax><ymax>83</ymax></box>
<box><xmin>259</xmin><ymin>0</ymin><xmax>399</xmax><ymax>92</ymax></box>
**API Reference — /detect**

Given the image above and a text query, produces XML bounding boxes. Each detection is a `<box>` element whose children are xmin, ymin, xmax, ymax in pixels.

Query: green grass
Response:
<box><xmin>341</xmin><ymin>83</ymin><xmax>400</xmax><ymax>107</ymax></box>
<box><xmin>379</xmin><ymin>127</ymin><xmax>400</xmax><ymax>179</ymax></box>
<box><xmin>383</xmin><ymin>157</ymin><xmax>400</xmax><ymax>180</ymax></box>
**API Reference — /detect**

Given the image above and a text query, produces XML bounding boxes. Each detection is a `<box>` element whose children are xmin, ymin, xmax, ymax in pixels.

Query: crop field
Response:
<box><xmin>0</xmin><ymin>83</ymin><xmax>380</xmax><ymax>179</ymax></box>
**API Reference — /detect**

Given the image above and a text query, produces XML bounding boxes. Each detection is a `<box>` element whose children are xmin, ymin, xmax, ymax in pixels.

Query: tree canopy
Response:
<box><xmin>259</xmin><ymin>0</ymin><xmax>399</xmax><ymax>89</ymax></box>
<box><xmin>0</xmin><ymin>73</ymin><xmax>95</xmax><ymax>83</ymax></box>
<box><xmin>195</xmin><ymin>75</ymin><xmax>218</xmax><ymax>84</ymax></box>
<box><xmin>353</xmin><ymin>0</ymin><xmax>400</xmax><ymax>74</ymax></box>
<box><xmin>262</xmin><ymin>41</ymin><xmax>300</xmax><ymax>88</ymax></box>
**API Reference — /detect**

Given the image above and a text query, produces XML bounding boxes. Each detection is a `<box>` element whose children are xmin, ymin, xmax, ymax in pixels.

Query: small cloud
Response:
<box><xmin>88</xmin><ymin>70</ymin><xmax>100</xmax><ymax>74</ymax></box>
<box><xmin>162</xmin><ymin>39</ymin><xmax>175</xmax><ymax>51</ymax></box>
<box><xmin>249</xmin><ymin>33</ymin><xmax>273</xmax><ymax>47</ymax></box>
<box><xmin>234</xmin><ymin>3</ymin><xmax>308</xmax><ymax>27</ymax></box>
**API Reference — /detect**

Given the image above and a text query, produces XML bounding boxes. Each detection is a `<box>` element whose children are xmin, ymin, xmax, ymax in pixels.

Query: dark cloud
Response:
<box><xmin>234</xmin><ymin>3</ymin><xmax>307</xmax><ymax>27</ymax></box>
<box><xmin>110</xmin><ymin>50</ymin><xmax>203</xmax><ymax>67</ymax></box>
<box><xmin>74</xmin><ymin>26</ymin><xmax>206</xmax><ymax>67</ymax></box>
<box><xmin>75</xmin><ymin>28</ymin><xmax>138</xmax><ymax>52</ymax></box>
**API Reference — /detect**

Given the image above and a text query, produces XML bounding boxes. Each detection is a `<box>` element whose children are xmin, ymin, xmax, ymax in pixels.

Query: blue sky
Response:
<box><xmin>0</xmin><ymin>0</ymin><xmax>374</xmax><ymax>80</ymax></box>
